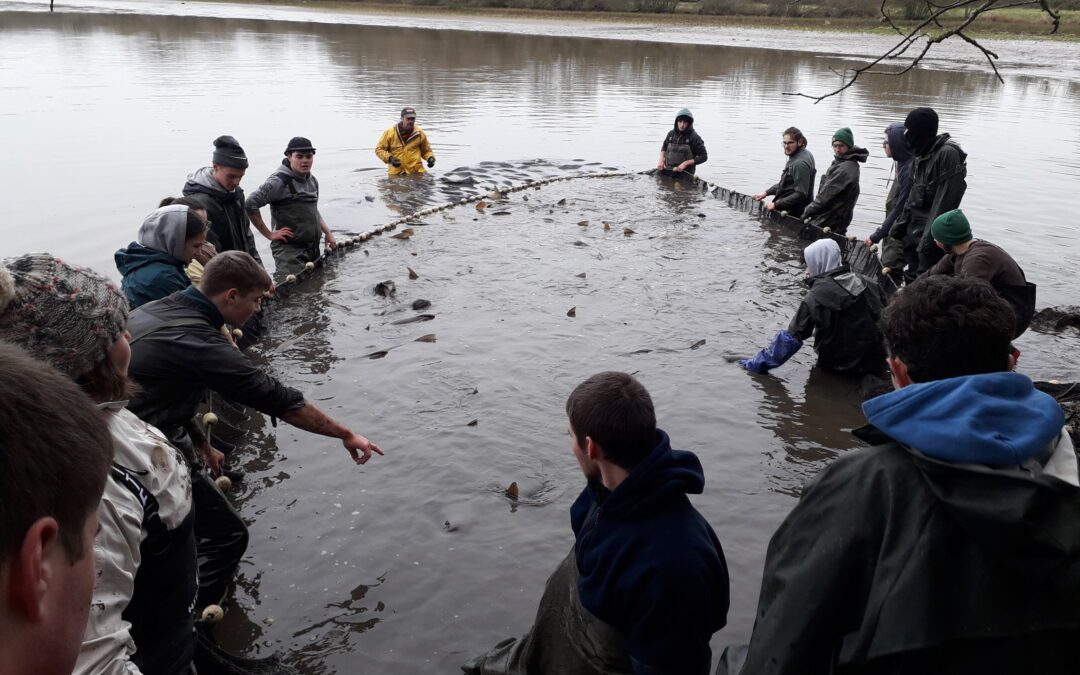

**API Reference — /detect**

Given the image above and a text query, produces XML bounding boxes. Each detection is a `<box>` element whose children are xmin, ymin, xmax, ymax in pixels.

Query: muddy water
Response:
<box><xmin>2</xmin><ymin>4</ymin><xmax>1080</xmax><ymax>673</ymax></box>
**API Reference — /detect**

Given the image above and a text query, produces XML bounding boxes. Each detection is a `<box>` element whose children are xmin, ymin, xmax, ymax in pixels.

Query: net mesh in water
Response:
<box><xmin>194</xmin><ymin>624</ymin><xmax>300</xmax><ymax>675</ymax></box>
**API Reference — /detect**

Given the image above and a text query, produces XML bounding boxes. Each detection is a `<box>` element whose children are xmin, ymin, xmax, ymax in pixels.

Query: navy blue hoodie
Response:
<box><xmin>571</xmin><ymin>429</ymin><xmax>729</xmax><ymax>675</ymax></box>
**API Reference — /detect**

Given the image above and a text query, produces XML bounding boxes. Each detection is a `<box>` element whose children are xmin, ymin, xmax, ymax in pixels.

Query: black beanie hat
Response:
<box><xmin>285</xmin><ymin>136</ymin><xmax>316</xmax><ymax>154</ymax></box>
<box><xmin>904</xmin><ymin>107</ymin><xmax>939</xmax><ymax>154</ymax></box>
<box><xmin>212</xmin><ymin>135</ymin><xmax>249</xmax><ymax>169</ymax></box>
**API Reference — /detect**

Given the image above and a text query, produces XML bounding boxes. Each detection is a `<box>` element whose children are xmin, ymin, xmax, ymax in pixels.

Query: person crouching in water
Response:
<box><xmin>115</xmin><ymin>198</ymin><xmax>209</xmax><ymax>309</ymax></box>
<box><xmin>657</xmin><ymin>108</ymin><xmax>707</xmax><ymax>176</ymax></box>
<box><xmin>0</xmin><ymin>254</ymin><xmax>197</xmax><ymax>675</ymax></box>
<box><xmin>463</xmin><ymin>372</ymin><xmax>729</xmax><ymax>675</ymax></box>
<box><xmin>800</xmin><ymin>127</ymin><xmax>868</xmax><ymax>235</ymax></box>
<box><xmin>246</xmin><ymin>136</ymin><xmax>338</xmax><ymax>276</ymax></box>
<box><xmin>740</xmin><ymin>238</ymin><xmax>886</xmax><ymax>375</ymax></box>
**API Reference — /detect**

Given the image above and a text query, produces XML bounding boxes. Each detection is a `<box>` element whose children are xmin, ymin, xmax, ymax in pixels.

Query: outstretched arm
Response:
<box><xmin>281</xmin><ymin>403</ymin><xmax>384</xmax><ymax>465</ymax></box>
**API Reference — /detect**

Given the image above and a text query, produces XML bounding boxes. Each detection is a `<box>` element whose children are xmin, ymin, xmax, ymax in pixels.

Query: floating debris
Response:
<box><xmin>623</xmin><ymin>227</ymin><xmax>636</xmax><ymax>236</ymax></box>
<box><xmin>391</xmin><ymin>228</ymin><xmax>415</xmax><ymax>240</ymax></box>
<box><xmin>408</xmin><ymin>267</ymin><xmax>419</xmax><ymax>280</ymax></box>
<box><xmin>491</xmin><ymin>211</ymin><xmax>511</xmax><ymax>216</ymax></box>
<box><xmin>506</xmin><ymin>482</ymin><xmax>519</xmax><ymax>499</ymax></box>
<box><xmin>414</xmin><ymin>334</ymin><xmax>436</xmax><ymax>343</ymax></box>
<box><xmin>467</xmin><ymin>419</ymin><xmax>478</xmax><ymax>427</ymax></box>
<box><xmin>443</xmin><ymin>520</ymin><xmax>459</xmax><ymax>533</ymax></box>
<box><xmin>374</xmin><ymin>280</ymin><xmax>396</xmax><ymax>297</ymax></box>
<box><xmin>391</xmin><ymin>314</ymin><xmax>435</xmax><ymax>325</ymax></box>
<box><xmin>567</xmin><ymin>306</ymin><xmax>577</xmax><ymax>318</ymax></box>
<box><xmin>690</xmin><ymin>339</ymin><xmax>706</xmax><ymax>350</ymax></box>
<box><xmin>366</xmin><ymin>350</ymin><xmax>389</xmax><ymax>360</ymax></box>
<box><xmin>603</xmin><ymin>222</ymin><xmax>611</xmax><ymax>231</ymax></box>
<box><xmin>412</xmin><ymin>299</ymin><xmax>431</xmax><ymax>310</ymax></box>
<box><xmin>557</xmin><ymin>198</ymin><xmax>567</xmax><ymax>206</ymax></box>
<box><xmin>573</xmin><ymin>239</ymin><xmax>589</xmax><ymax>247</ymax></box>
<box><xmin>578</xmin><ymin>220</ymin><xmax>589</xmax><ymax>227</ymax></box>
<box><xmin>575</xmin><ymin>272</ymin><xmax>587</xmax><ymax>279</ymax></box>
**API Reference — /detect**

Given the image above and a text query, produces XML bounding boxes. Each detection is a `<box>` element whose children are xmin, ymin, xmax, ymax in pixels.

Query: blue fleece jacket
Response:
<box><xmin>571</xmin><ymin>429</ymin><xmax>729</xmax><ymax>675</ymax></box>
<box><xmin>115</xmin><ymin>243</ymin><xmax>190</xmax><ymax>309</ymax></box>
<box><xmin>863</xmin><ymin>372</ymin><xmax>1064</xmax><ymax>465</ymax></box>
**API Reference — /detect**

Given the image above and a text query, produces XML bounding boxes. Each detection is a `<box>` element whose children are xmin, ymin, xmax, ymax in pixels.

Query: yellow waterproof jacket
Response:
<box><xmin>375</xmin><ymin>125</ymin><xmax>434</xmax><ymax>175</ymax></box>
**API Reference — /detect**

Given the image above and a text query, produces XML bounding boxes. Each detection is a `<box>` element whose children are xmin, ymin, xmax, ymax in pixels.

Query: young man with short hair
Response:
<box><xmin>736</xmin><ymin>275</ymin><xmax>1080</xmax><ymax>674</ymax></box>
<box><xmin>754</xmin><ymin>127</ymin><xmax>817</xmax><ymax>217</ymax></box>
<box><xmin>657</xmin><ymin>108</ymin><xmax>708</xmax><ymax>175</ymax></box>
<box><xmin>376</xmin><ymin>107</ymin><xmax>436</xmax><ymax>175</ymax></box>
<box><xmin>800</xmin><ymin>127</ymin><xmax>868</xmax><ymax>235</ymax></box>
<box><xmin>246</xmin><ymin>136</ymin><xmax>338</xmax><ymax>275</ymax></box>
<box><xmin>464</xmin><ymin>372</ymin><xmax>729</xmax><ymax>675</ymax></box>
<box><xmin>183</xmin><ymin>135</ymin><xmax>263</xmax><ymax>264</ymax></box>
<box><xmin>126</xmin><ymin>250</ymin><xmax>384</xmax><ymax>607</ymax></box>
<box><xmin>0</xmin><ymin>343</ymin><xmax>114</xmax><ymax>675</ymax></box>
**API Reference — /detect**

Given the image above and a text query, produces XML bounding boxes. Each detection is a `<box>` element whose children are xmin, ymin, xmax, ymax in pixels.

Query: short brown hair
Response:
<box><xmin>199</xmin><ymin>250</ymin><xmax>271</xmax><ymax>297</ymax></box>
<box><xmin>783</xmin><ymin>126</ymin><xmax>807</xmax><ymax>148</ymax></box>
<box><xmin>566</xmin><ymin>372</ymin><xmax>657</xmax><ymax>470</ymax></box>
<box><xmin>0</xmin><ymin>342</ymin><xmax>113</xmax><ymax>564</ymax></box>
<box><xmin>880</xmin><ymin>275</ymin><xmax>1014</xmax><ymax>382</ymax></box>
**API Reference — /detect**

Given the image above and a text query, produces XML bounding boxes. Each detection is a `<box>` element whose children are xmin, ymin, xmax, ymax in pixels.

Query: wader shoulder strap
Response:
<box><xmin>129</xmin><ymin>317</ymin><xmax>206</xmax><ymax>344</ymax></box>
<box><xmin>109</xmin><ymin>464</ymin><xmax>170</xmax><ymax>553</ymax></box>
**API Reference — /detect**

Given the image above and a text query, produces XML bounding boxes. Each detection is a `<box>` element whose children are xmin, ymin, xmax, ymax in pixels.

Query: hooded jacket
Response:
<box><xmin>572</xmin><ymin>431</ymin><xmax>729</xmax><ymax>674</ymax></box>
<box><xmin>376</xmin><ymin>124</ymin><xmax>434</xmax><ymax>175</ymax></box>
<box><xmin>115</xmin><ymin>205</ymin><xmax>195</xmax><ymax>309</ymax></box>
<box><xmin>661</xmin><ymin>117</ymin><xmax>707</xmax><ymax>174</ymax></box>
<box><xmin>869</xmin><ymin>124</ymin><xmax>913</xmax><ymax>244</ymax></box>
<box><xmin>766</xmin><ymin>147</ymin><xmax>816</xmax><ymax>217</ymax></box>
<box><xmin>183</xmin><ymin>167</ymin><xmax>262</xmax><ymax>264</ymax></box>
<box><xmin>802</xmin><ymin>146</ymin><xmax>870</xmax><ymax>235</ymax></box>
<box><xmin>740</xmin><ymin>372</ymin><xmax>1080</xmax><ymax>675</ymax></box>
<box><xmin>889</xmin><ymin>134</ymin><xmax>967</xmax><ymax>271</ymax></box>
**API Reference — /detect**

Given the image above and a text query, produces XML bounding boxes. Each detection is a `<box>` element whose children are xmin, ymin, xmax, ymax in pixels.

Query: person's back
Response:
<box><xmin>734</xmin><ymin>276</ymin><xmax>1080</xmax><ymax>675</ymax></box>
<box><xmin>791</xmin><ymin>266</ymin><xmax>885</xmax><ymax>374</ymax></box>
<box><xmin>465</xmin><ymin>372</ymin><xmax>728</xmax><ymax>675</ymax></box>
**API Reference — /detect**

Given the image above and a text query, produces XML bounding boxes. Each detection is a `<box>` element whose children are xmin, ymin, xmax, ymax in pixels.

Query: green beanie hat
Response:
<box><xmin>931</xmin><ymin>209</ymin><xmax>973</xmax><ymax>245</ymax></box>
<box><xmin>832</xmin><ymin>127</ymin><xmax>854</xmax><ymax>149</ymax></box>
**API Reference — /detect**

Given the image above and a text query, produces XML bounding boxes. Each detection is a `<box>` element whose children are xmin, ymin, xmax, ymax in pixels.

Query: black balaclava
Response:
<box><xmin>904</xmin><ymin>107</ymin><xmax>939</xmax><ymax>156</ymax></box>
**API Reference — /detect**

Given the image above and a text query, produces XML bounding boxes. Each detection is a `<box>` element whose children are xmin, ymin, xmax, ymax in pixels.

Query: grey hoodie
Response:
<box><xmin>137</xmin><ymin>204</ymin><xmax>190</xmax><ymax>262</ymax></box>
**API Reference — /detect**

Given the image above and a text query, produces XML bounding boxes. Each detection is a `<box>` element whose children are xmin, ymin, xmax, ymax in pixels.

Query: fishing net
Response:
<box><xmin>194</xmin><ymin>623</ymin><xmax>300</xmax><ymax>675</ymax></box>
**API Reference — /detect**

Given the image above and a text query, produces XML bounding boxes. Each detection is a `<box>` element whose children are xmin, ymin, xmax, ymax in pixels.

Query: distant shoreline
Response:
<box><xmin>210</xmin><ymin>0</ymin><xmax>1078</xmax><ymax>39</ymax></box>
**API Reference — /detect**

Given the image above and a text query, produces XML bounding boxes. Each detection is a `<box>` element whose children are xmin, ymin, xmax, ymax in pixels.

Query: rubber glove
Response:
<box><xmin>389</xmin><ymin>156</ymin><xmax>402</xmax><ymax>168</ymax></box>
<box><xmin>739</xmin><ymin>330</ymin><xmax>803</xmax><ymax>374</ymax></box>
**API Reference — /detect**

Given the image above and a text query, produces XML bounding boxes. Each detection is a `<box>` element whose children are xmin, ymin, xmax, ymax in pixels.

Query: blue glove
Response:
<box><xmin>740</xmin><ymin>330</ymin><xmax>803</xmax><ymax>374</ymax></box>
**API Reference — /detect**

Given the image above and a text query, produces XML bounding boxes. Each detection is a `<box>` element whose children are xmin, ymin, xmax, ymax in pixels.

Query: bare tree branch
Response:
<box><xmin>783</xmin><ymin>0</ymin><xmax>1059</xmax><ymax>103</ymax></box>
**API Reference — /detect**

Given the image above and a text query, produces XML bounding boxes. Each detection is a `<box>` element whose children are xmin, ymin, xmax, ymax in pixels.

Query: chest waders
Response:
<box><xmin>462</xmin><ymin>549</ymin><xmax>633</xmax><ymax>675</ymax></box>
<box><xmin>270</xmin><ymin>174</ymin><xmax>322</xmax><ymax>275</ymax></box>
<box><xmin>664</xmin><ymin>139</ymin><xmax>694</xmax><ymax>173</ymax></box>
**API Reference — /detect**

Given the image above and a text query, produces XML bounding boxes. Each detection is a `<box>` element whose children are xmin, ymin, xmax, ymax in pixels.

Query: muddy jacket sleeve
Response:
<box><xmin>244</xmin><ymin>174</ymin><xmax>287</xmax><ymax>213</ymax></box>
<box><xmin>375</xmin><ymin>128</ymin><xmax>394</xmax><ymax>164</ymax></box>
<box><xmin>419</xmin><ymin>131</ymin><xmax>434</xmax><ymax>161</ymax></box>
<box><xmin>739</xmin><ymin>461</ymin><xmax>876</xmax><ymax>675</ymax></box>
<box><xmin>691</xmin><ymin>133</ymin><xmax>707</xmax><ymax>166</ymax></box>
<box><xmin>191</xmin><ymin>336</ymin><xmax>306</xmax><ymax>417</ymax></box>
<box><xmin>74</xmin><ymin>483</ymin><xmax>144</xmax><ymax>675</ymax></box>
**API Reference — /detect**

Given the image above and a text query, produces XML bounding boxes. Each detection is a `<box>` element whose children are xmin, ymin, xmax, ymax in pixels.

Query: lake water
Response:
<box><xmin>1</xmin><ymin>2</ymin><xmax>1079</xmax><ymax>673</ymax></box>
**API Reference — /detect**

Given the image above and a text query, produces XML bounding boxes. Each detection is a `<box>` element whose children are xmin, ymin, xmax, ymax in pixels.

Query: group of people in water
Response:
<box><xmin>0</xmin><ymin>101</ymin><xmax>1074</xmax><ymax>675</ymax></box>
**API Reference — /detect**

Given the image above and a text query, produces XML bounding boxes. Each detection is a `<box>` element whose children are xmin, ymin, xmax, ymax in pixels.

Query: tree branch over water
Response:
<box><xmin>785</xmin><ymin>0</ymin><xmax>1061</xmax><ymax>102</ymax></box>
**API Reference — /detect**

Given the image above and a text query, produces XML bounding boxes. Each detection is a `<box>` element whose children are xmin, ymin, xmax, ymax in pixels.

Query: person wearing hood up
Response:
<box><xmin>657</xmin><ymin>108</ymin><xmax>708</xmax><ymax>175</ymax></box>
<box><xmin>182</xmin><ymin>135</ymin><xmax>263</xmax><ymax>265</ymax></box>
<box><xmin>463</xmin><ymin>372</ymin><xmax>729</xmax><ymax>675</ymax></box>
<box><xmin>246</xmin><ymin>137</ymin><xmax>338</xmax><ymax>276</ymax></box>
<box><xmin>890</xmin><ymin>107</ymin><xmax>967</xmax><ymax>280</ymax></box>
<box><xmin>731</xmin><ymin>275</ymin><xmax>1080</xmax><ymax>675</ymax></box>
<box><xmin>115</xmin><ymin>198</ymin><xmax>208</xmax><ymax>309</ymax></box>
<box><xmin>740</xmin><ymin>238</ymin><xmax>886</xmax><ymax>376</ymax></box>
<box><xmin>928</xmin><ymin>209</ymin><xmax>1036</xmax><ymax>337</ymax></box>
<box><xmin>754</xmin><ymin>127</ymin><xmax>816</xmax><ymax>217</ymax></box>
<box><xmin>866</xmin><ymin>123</ymin><xmax>913</xmax><ymax>283</ymax></box>
<box><xmin>800</xmin><ymin>127</ymin><xmax>869</xmax><ymax>235</ymax></box>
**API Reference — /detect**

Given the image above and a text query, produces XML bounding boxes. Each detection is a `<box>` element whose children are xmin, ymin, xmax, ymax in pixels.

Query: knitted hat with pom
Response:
<box><xmin>0</xmin><ymin>254</ymin><xmax>128</xmax><ymax>379</ymax></box>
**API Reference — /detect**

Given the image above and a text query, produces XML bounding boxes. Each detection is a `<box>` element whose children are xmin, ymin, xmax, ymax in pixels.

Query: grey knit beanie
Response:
<box><xmin>0</xmin><ymin>253</ymin><xmax>128</xmax><ymax>379</ymax></box>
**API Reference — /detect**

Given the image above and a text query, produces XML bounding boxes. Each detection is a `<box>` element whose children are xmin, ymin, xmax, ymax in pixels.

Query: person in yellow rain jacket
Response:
<box><xmin>375</xmin><ymin>107</ymin><xmax>436</xmax><ymax>175</ymax></box>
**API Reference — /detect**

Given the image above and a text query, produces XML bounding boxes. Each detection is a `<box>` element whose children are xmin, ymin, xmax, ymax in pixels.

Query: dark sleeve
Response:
<box><xmin>954</xmin><ymin>249</ymin><xmax>997</xmax><ymax>285</ymax></box>
<box><xmin>766</xmin><ymin>182</ymin><xmax>779</xmax><ymax>196</ymax></box>
<box><xmin>804</xmin><ymin>164</ymin><xmax>854</xmax><ymax>219</ymax></box>
<box><xmin>925</xmin><ymin>148</ymin><xmax>966</xmax><ymax>231</ymax></box>
<box><xmin>739</xmin><ymin>462</ymin><xmax>877</xmax><ymax>675</ymax></box>
<box><xmin>660</xmin><ymin>131</ymin><xmax>671</xmax><ymax>152</ymax></box>
<box><xmin>189</xmin><ymin>334</ymin><xmax>305</xmax><ymax>416</ymax></box>
<box><xmin>691</xmin><ymin>133</ymin><xmax>707</xmax><ymax>166</ymax></box>
<box><xmin>245</xmin><ymin>175</ymin><xmax>285</xmax><ymax>212</ymax></box>
<box><xmin>625</xmin><ymin>564</ymin><xmax>721</xmax><ymax>674</ymax></box>
<box><xmin>773</xmin><ymin>160</ymin><xmax>814</xmax><ymax>212</ymax></box>
<box><xmin>872</xmin><ymin>163</ymin><xmax>913</xmax><ymax>243</ymax></box>
<box><xmin>927</xmin><ymin>253</ymin><xmax>956</xmax><ymax>277</ymax></box>
<box><xmin>786</xmin><ymin>299</ymin><xmax>816</xmax><ymax>342</ymax></box>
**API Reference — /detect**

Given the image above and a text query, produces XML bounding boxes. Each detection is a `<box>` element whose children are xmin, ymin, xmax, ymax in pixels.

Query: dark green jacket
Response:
<box><xmin>888</xmin><ymin>134</ymin><xmax>967</xmax><ymax>273</ymax></box>
<box><xmin>802</xmin><ymin>147</ymin><xmax>869</xmax><ymax>235</ymax></box>
<box><xmin>766</xmin><ymin>147</ymin><xmax>816</xmax><ymax>217</ymax></box>
<box><xmin>182</xmin><ymin>167</ymin><xmax>263</xmax><ymax>265</ymax></box>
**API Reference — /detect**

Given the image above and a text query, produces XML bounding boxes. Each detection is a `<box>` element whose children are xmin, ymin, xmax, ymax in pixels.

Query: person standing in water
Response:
<box><xmin>754</xmin><ymin>127</ymin><xmax>816</xmax><ymax>217</ymax></box>
<box><xmin>801</xmin><ymin>127</ymin><xmax>869</xmax><ymax>236</ymax></box>
<box><xmin>182</xmin><ymin>135</ymin><xmax>264</xmax><ymax>265</ymax></box>
<box><xmin>376</xmin><ymin>107</ymin><xmax>436</xmax><ymax>176</ymax></box>
<box><xmin>657</xmin><ymin>108</ymin><xmax>707</xmax><ymax>175</ymax></box>
<box><xmin>246</xmin><ymin>137</ymin><xmax>338</xmax><ymax>276</ymax></box>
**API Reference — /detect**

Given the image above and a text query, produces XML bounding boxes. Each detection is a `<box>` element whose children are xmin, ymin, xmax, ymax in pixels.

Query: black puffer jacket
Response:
<box><xmin>788</xmin><ymin>265</ymin><xmax>886</xmax><ymax>375</ymax></box>
<box><xmin>802</xmin><ymin>147</ymin><xmax>869</xmax><ymax>235</ymax></box>
<box><xmin>126</xmin><ymin>287</ymin><xmax>304</xmax><ymax>444</ymax></box>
